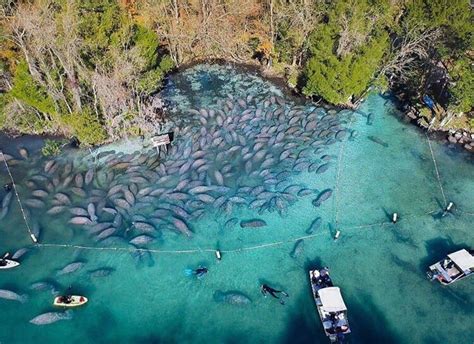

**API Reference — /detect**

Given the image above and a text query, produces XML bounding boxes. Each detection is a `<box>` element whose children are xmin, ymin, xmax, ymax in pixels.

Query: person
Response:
<box><xmin>260</xmin><ymin>284</ymin><xmax>289</xmax><ymax>304</ymax></box>
<box><xmin>0</xmin><ymin>259</ymin><xmax>6</xmax><ymax>266</ymax></box>
<box><xmin>194</xmin><ymin>267</ymin><xmax>208</xmax><ymax>278</ymax></box>
<box><xmin>3</xmin><ymin>183</ymin><xmax>12</xmax><ymax>192</ymax></box>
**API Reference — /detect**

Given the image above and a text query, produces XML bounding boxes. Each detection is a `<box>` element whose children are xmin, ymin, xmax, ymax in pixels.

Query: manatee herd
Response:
<box><xmin>1</xmin><ymin>93</ymin><xmax>351</xmax><ymax>253</ymax></box>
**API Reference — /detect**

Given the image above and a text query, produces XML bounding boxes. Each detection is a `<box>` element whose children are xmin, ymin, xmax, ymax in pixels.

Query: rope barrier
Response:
<box><xmin>0</xmin><ymin>151</ymin><xmax>36</xmax><ymax>243</ymax></box>
<box><xmin>425</xmin><ymin>134</ymin><xmax>447</xmax><ymax>207</ymax></box>
<box><xmin>34</xmin><ymin>208</ymin><xmax>443</xmax><ymax>256</ymax></box>
<box><xmin>333</xmin><ymin>117</ymin><xmax>356</xmax><ymax>229</ymax></box>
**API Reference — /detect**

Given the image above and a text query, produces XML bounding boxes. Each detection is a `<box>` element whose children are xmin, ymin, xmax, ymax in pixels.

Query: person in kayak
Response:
<box><xmin>261</xmin><ymin>284</ymin><xmax>289</xmax><ymax>304</ymax></box>
<box><xmin>194</xmin><ymin>267</ymin><xmax>208</xmax><ymax>278</ymax></box>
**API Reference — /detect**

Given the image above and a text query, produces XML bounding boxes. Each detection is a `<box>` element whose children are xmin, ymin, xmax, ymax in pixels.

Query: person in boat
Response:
<box><xmin>0</xmin><ymin>259</ymin><xmax>7</xmax><ymax>266</ymax></box>
<box><xmin>194</xmin><ymin>267</ymin><xmax>208</xmax><ymax>278</ymax></box>
<box><xmin>261</xmin><ymin>284</ymin><xmax>289</xmax><ymax>304</ymax></box>
<box><xmin>60</xmin><ymin>295</ymin><xmax>73</xmax><ymax>304</ymax></box>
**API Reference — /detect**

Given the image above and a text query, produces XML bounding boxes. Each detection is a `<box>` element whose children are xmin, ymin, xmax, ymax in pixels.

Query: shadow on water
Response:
<box><xmin>347</xmin><ymin>291</ymin><xmax>399</xmax><ymax>344</ymax></box>
<box><xmin>281</xmin><ymin>293</ymin><xmax>325</xmax><ymax>344</ymax></box>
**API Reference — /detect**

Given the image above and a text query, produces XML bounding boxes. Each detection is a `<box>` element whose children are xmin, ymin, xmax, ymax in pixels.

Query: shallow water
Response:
<box><xmin>0</xmin><ymin>64</ymin><xmax>473</xmax><ymax>343</ymax></box>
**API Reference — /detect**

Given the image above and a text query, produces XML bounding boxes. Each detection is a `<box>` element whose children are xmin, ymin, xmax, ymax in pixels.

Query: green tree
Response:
<box><xmin>303</xmin><ymin>0</ymin><xmax>391</xmax><ymax>105</ymax></box>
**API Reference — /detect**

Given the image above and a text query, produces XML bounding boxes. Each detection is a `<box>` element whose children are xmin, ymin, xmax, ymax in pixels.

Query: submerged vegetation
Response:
<box><xmin>0</xmin><ymin>0</ymin><xmax>472</xmax><ymax>145</ymax></box>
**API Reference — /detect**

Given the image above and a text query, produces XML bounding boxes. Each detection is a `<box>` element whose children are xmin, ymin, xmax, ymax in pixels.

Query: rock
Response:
<box><xmin>448</xmin><ymin>135</ymin><xmax>457</xmax><ymax>144</ymax></box>
<box><xmin>454</xmin><ymin>132</ymin><xmax>462</xmax><ymax>139</ymax></box>
<box><xmin>406</xmin><ymin>111</ymin><xmax>417</xmax><ymax>120</ymax></box>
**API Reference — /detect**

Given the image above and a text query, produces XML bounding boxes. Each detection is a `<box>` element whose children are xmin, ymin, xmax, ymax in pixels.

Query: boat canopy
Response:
<box><xmin>319</xmin><ymin>287</ymin><xmax>347</xmax><ymax>313</ymax></box>
<box><xmin>448</xmin><ymin>249</ymin><xmax>474</xmax><ymax>273</ymax></box>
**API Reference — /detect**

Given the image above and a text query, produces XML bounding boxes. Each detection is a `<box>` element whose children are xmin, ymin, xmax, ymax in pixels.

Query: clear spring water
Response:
<box><xmin>0</xmin><ymin>64</ymin><xmax>473</xmax><ymax>343</ymax></box>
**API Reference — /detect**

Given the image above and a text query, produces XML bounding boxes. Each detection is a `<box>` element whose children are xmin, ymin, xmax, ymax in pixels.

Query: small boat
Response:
<box><xmin>0</xmin><ymin>253</ymin><xmax>20</xmax><ymax>270</ymax></box>
<box><xmin>53</xmin><ymin>295</ymin><xmax>88</xmax><ymax>307</ymax></box>
<box><xmin>309</xmin><ymin>268</ymin><xmax>351</xmax><ymax>343</ymax></box>
<box><xmin>427</xmin><ymin>249</ymin><xmax>474</xmax><ymax>285</ymax></box>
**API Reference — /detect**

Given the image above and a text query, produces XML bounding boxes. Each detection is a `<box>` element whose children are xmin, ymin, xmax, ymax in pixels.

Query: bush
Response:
<box><xmin>41</xmin><ymin>139</ymin><xmax>64</xmax><ymax>156</ymax></box>
<box><xmin>62</xmin><ymin>108</ymin><xmax>107</xmax><ymax>146</ymax></box>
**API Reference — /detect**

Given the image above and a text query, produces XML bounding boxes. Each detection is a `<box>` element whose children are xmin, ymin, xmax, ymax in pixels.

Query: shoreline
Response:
<box><xmin>1</xmin><ymin>61</ymin><xmax>472</xmax><ymax>154</ymax></box>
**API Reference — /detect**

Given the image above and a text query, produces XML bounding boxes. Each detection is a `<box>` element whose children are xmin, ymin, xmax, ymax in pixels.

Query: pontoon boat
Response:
<box><xmin>309</xmin><ymin>268</ymin><xmax>351</xmax><ymax>343</ymax></box>
<box><xmin>427</xmin><ymin>249</ymin><xmax>474</xmax><ymax>285</ymax></box>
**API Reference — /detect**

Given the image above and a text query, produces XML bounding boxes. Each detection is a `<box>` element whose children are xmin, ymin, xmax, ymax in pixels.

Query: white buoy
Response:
<box><xmin>334</xmin><ymin>230</ymin><xmax>341</xmax><ymax>240</ymax></box>
<box><xmin>30</xmin><ymin>234</ymin><xmax>37</xmax><ymax>243</ymax></box>
<box><xmin>446</xmin><ymin>202</ymin><xmax>454</xmax><ymax>212</ymax></box>
<box><xmin>215</xmin><ymin>250</ymin><xmax>222</xmax><ymax>261</ymax></box>
<box><xmin>392</xmin><ymin>213</ymin><xmax>398</xmax><ymax>223</ymax></box>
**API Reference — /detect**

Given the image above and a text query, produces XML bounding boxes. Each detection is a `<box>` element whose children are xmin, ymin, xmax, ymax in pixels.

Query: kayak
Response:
<box><xmin>0</xmin><ymin>259</ymin><xmax>20</xmax><ymax>270</ymax></box>
<box><xmin>53</xmin><ymin>295</ymin><xmax>88</xmax><ymax>307</ymax></box>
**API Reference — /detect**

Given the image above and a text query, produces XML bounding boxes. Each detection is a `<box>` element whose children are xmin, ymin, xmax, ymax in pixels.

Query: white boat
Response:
<box><xmin>54</xmin><ymin>295</ymin><xmax>88</xmax><ymax>307</ymax></box>
<box><xmin>0</xmin><ymin>259</ymin><xmax>20</xmax><ymax>269</ymax></box>
<box><xmin>309</xmin><ymin>268</ymin><xmax>350</xmax><ymax>343</ymax></box>
<box><xmin>0</xmin><ymin>253</ymin><xmax>20</xmax><ymax>270</ymax></box>
<box><xmin>427</xmin><ymin>249</ymin><xmax>474</xmax><ymax>285</ymax></box>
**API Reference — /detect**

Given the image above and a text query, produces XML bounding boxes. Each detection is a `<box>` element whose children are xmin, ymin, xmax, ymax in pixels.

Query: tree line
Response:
<box><xmin>0</xmin><ymin>0</ymin><xmax>472</xmax><ymax>145</ymax></box>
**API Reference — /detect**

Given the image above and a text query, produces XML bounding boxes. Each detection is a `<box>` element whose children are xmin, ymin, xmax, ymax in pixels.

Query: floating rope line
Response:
<box><xmin>34</xmin><ymin>208</ymin><xmax>443</xmax><ymax>256</ymax></box>
<box><xmin>425</xmin><ymin>134</ymin><xmax>447</xmax><ymax>207</ymax></box>
<box><xmin>0</xmin><ymin>151</ymin><xmax>37</xmax><ymax>243</ymax></box>
<box><xmin>333</xmin><ymin>117</ymin><xmax>356</xmax><ymax>228</ymax></box>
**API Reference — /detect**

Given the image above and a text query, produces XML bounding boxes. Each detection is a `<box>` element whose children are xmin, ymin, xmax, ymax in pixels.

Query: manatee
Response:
<box><xmin>12</xmin><ymin>247</ymin><xmax>29</xmax><ymax>260</ymax></box>
<box><xmin>2</xmin><ymin>192</ymin><xmax>13</xmax><ymax>209</ymax></box>
<box><xmin>240</xmin><ymin>219</ymin><xmax>267</xmax><ymax>228</ymax></box>
<box><xmin>24</xmin><ymin>199</ymin><xmax>45</xmax><ymax>209</ymax></box>
<box><xmin>96</xmin><ymin>227</ymin><xmax>117</xmax><ymax>240</ymax></box>
<box><xmin>29</xmin><ymin>282</ymin><xmax>58</xmax><ymax>295</ymax></box>
<box><xmin>0</xmin><ymin>289</ymin><xmax>28</xmax><ymax>303</ymax></box>
<box><xmin>87</xmin><ymin>203</ymin><xmax>97</xmax><ymax>221</ymax></box>
<box><xmin>32</xmin><ymin>189</ymin><xmax>49</xmax><ymax>198</ymax></box>
<box><xmin>69</xmin><ymin>207</ymin><xmax>89</xmax><ymax>216</ymax></box>
<box><xmin>0</xmin><ymin>205</ymin><xmax>9</xmax><ymax>220</ymax></box>
<box><xmin>30</xmin><ymin>311</ymin><xmax>72</xmax><ymax>325</ymax></box>
<box><xmin>129</xmin><ymin>235</ymin><xmax>155</xmax><ymax>246</ymax></box>
<box><xmin>213</xmin><ymin>291</ymin><xmax>251</xmax><ymax>305</ymax></box>
<box><xmin>316</xmin><ymin>163</ymin><xmax>330</xmax><ymax>174</ymax></box>
<box><xmin>312</xmin><ymin>189</ymin><xmax>333</xmax><ymax>207</ymax></box>
<box><xmin>368</xmin><ymin>135</ymin><xmax>388</xmax><ymax>147</ymax></box>
<box><xmin>290</xmin><ymin>239</ymin><xmax>305</xmax><ymax>258</ymax></box>
<box><xmin>47</xmin><ymin>206</ymin><xmax>66</xmax><ymax>215</ymax></box>
<box><xmin>132</xmin><ymin>222</ymin><xmax>156</xmax><ymax>234</ymax></box>
<box><xmin>85</xmin><ymin>168</ymin><xmax>94</xmax><ymax>185</ymax></box>
<box><xmin>57</xmin><ymin>262</ymin><xmax>84</xmax><ymax>276</ymax></box>
<box><xmin>88</xmin><ymin>267</ymin><xmax>115</xmax><ymax>277</ymax></box>
<box><xmin>172</xmin><ymin>217</ymin><xmax>192</xmax><ymax>237</ymax></box>
<box><xmin>69</xmin><ymin>216</ymin><xmax>92</xmax><ymax>225</ymax></box>
<box><xmin>306</xmin><ymin>217</ymin><xmax>322</xmax><ymax>234</ymax></box>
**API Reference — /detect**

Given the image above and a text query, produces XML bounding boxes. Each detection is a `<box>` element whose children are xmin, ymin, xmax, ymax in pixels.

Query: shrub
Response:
<box><xmin>41</xmin><ymin>139</ymin><xmax>64</xmax><ymax>156</ymax></box>
<box><xmin>62</xmin><ymin>108</ymin><xmax>107</xmax><ymax>146</ymax></box>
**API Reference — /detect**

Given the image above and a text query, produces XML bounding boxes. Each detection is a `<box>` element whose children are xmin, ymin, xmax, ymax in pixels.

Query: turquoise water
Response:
<box><xmin>0</xmin><ymin>64</ymin><xmax>473</xmax><ymax>343</ymax></box>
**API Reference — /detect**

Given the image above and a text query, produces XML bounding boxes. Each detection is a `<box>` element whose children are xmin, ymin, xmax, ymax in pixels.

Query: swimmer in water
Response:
<box><xmin>261</xmin><ymin>284</ymin><xmax>289</xmax><ymax>304</ymax></box>
<box><xmin>194</xmin><ymin>267</ymin><xmax>208</xmax><ymax>278</ymax></box>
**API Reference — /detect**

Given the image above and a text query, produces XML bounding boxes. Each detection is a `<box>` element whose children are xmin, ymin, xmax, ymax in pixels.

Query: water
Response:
<box><xmin>0</xmin><ymin>64</ymin><xmax>473</xmax><ymax>343</ymax></box>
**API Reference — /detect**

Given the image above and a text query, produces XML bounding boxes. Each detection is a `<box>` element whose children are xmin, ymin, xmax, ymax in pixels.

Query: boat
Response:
<box><xmin>309</xmin><ymin>268</ymin><xmax>351</xmax><ymax>343</ymax></box>
<box><xmin>53</xmin><ymin>295</ymin><xmax>88</xmax><ymax>307</ymax></box>
<box><xmin>427</xmin><ymin>249</ymin><xmax>474</xmax><ymax>285</ymax></box>
<box><xmin>0</xmin><ymin>253</ymin><xmax>20</xmax><ymax>270</ymax></box>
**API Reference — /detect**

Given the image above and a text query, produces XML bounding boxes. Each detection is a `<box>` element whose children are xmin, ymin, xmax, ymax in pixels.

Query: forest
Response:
<box><xmin>0</xmin><ymin>0</ymin><xmax>472</xmax><ymax>145</ymax></box>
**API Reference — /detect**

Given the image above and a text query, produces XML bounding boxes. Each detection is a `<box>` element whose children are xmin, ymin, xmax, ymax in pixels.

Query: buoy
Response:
<box><xmin>392</xmin><ymin>213</ymin><xmax>398</xmax><ymax>223</ymax></box>
<box><xmin>334</xmin><ymin>230</ymin><xmax>341</xmax><ymax>240</ymax></box>
<box><xmin>30</xmin><ymin>234</ymin><xmax>37</xmax><ymax>243</ymax></box>
<box><xmin>215</xmin><ymin>250</ymin><xmax>222</xmax><ymax>261</ymax></box>
<box><xmin>446</xmin><ymin>202</ymin><xmax>454</xmax><ymax>212</ymax></box>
